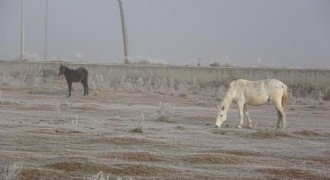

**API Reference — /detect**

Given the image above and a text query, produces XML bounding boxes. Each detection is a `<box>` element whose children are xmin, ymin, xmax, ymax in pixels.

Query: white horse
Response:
<box><xmin>215</xmin><ymin>79</ymin><xmax>288</xmax><ymax>130</ymax></box>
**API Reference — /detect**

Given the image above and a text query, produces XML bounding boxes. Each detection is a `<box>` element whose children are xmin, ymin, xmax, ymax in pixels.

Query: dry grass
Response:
<box><xmin>181</xmin><ymin>153</ymin><xmax>242</xmax><ymax>164</ymax></box>
<box><xmin>20</xmin><ymin>168</ymin><xmax>70</xmax><ymax>180</ymax></box>
<box><xmin>0</xmin><ymin>162</ymin><xmax>23</xmax><ymax>180</ymax></box>
<box><xmin>129</xmin><ymin>128</ymin><xmax>143</xmax><ymax>134</ymax></box>
<box><xmin>0</xmin><ymin>100</ymin><xmax>19</xmax><ymax>106</ymax></box>
<box><xmin>105</xmin><ymin>152</ymin><xmax>161</xmax><ymax>162</ymax></box>
<box><xmin>46</xmin><ymin>161</ymin><xmax>107</xmax><ymax>174</ymax></box>
<box><xmin>185</xmin><ymin>115</ymin><xmax>214</xmax><ymax>122</ymax></box>
<box><xmin>323</xmin><ymin>90</ymin><xmax>330</xmax><ymax>101</ymax></box>
<box><xmin>107</xmin><ymin>164</ymin><xmax>172</xmax><ymax>176</ymax></box>
<box><xmin>175</xmin><ymin>125</ymin><xmax>185</xmax><ymax>130</ymax></box>
<box><xmin>292</xmin><ymin>130</ymin><xmax>320</xmax><ymax>136</ymax></box>
<box><xmin>155</xmin><ymin>115</ymin><xmax>175</xmax><ymax>123</ymax></box>
<box><xmin>48</xmin><ymin>161</ymin><xmax>173</xmax><ymax>177</ymax></box>
<box><xmin>256</xmin><ymin>168</ymin><xmax>326</xmax><ymax>179</ymax></box>
<box><xmin>1</xmin><ymin>70</ymin><xmax>330</xmax><ymax>179</ymax></box>
<box><xmin>202</xmin><ymin>149</ymin><xmax>261</xmax><ymax>157</ymax></box>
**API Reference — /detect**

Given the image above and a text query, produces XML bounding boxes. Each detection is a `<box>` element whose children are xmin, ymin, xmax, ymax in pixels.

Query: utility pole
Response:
<box><xmin>44</xmin><ymin>0</ymin><xmax>48</xmax><ymax>61</ymax></box>
<box><xmin>21</xmin><ymin>0</ymin><xmax>25</xmax><ymax>60</ymax></box>
<box><xmin>118</xmin><ymin>0</ymin><xmax>129</xmax><ymax>64</ymax></box>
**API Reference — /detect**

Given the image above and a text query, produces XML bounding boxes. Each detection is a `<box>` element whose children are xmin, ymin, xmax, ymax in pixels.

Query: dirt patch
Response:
<box><xmin>256</xmin><ymin>168</ymin><xmax>326</xmax><ymax>179</ymax></box>
<box><xmin>109</xmin><ymin>164</ymin><xmax>173</xmax><ymax>176</ymax></box>
<box><xmin>248</xmin><ymin>129</ymin><xmax>295</xmax><ymax>139</ymax></box>
<box><xmin>46</xmin><ymin>160</ymin><xmax>107</xmax><ymax>174</ymax></box>
<box><xmin>21</xmin><ymin>168</ymin><xmax>70</xmax><ymax>180</ymax></box>
<box><xmin>1</xmin><ymin>85</ymin><xmax>330</xmax><ymax>179</ymax></box>
<box><xmin>175</xmin><ymin>125</ymin><xmax>185</xmax><ymax>130</ymax></box>
<box><xmin>284</xmin><ymin>156</ymin><xmax>330</xmax><ymax>166</ymax></box>
<box><xmin>181</xmin><ymin>153</ymin><xmax>242</xmax><ymax>164</ymax></box>
<box><xmin>55</xmin><ymin>129</ymin><xmax>84</xmax><ymax>135</ymax></box>
<box><xmin>45</xmin><ymin>160</ymin><xmax>111</xmax><ymax>175</ymax></box>
<box><xmin>0</xmin><ymin>100</ymin><xmax>19</xmax><ymax>106</ymax></box>
<box><xmin>213</xmin><ymin>129</ymin><xmax>228</xmax><ymax>135</ymax></box>
<box><xmin>129</xmin><ymin>128</ymin><xmax>143</xmax><ymax>134</ymax></box>
<box><xmin>292</xmin><ymin>130</ymin><xmax>320</xmax><ymax>136</ymax></box>
<box><xmin>85</xmin><ymin>137</ymin><xmax>151</xmax><ymax>146</ymax></box>
<box><xmin>105</xmin><ymin>152</ymin><xmax>161</xmax><ymax>162</ymax></box>
<box><xmin>155</xmin><ymin>115</ymin><xmax>175</xmax><ymax>123</ymax></box>
<box><xmin>18</xmin><ymin>105</ymin><xmax>54</xmax><ymax>111</ymax></box>
<box><xmin>47</xmin><ymin>161</ymin><xmax>171</xmax><ymax>177</ymax></box>
<box><xmin>202</xmin><ymin>149</ymin><xmax>261</xmax><ymax>157</ymax></box>
<box><xmin>185</xmin><ymin>115</ymin><xmax>214</xmax><ymax>122</ymax></box>
<box><xmin>71</xmin><ymin>105</ymin><xmax>100</xmax><ymax>111</ymax></box>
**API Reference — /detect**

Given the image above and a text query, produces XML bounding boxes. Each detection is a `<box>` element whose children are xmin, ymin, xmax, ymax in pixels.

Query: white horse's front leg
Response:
<box><xmin>237</xmin><ymin>102</ymin><xmax>244</xmax><ymax>129</ymax></box>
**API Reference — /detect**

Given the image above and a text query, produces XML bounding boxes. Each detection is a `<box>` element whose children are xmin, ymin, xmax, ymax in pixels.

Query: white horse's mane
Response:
<box><xmin>220</xmin><ymin>81</ymin><xmax>238</xmax><ymax>111</ymax></box>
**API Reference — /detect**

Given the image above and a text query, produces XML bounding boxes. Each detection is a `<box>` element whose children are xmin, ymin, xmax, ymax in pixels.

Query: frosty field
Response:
<box><xmin>0</xmin><ymin>78</ymin><xmax>329</xmax><ymax>179</ymax></box>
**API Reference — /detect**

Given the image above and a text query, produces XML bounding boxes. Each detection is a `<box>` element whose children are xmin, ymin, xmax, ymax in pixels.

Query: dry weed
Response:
<box><xmin>85</xmin><ymin>171</ymin><xmax>110</xmax><ymax>180</ymax></box>
<box><xmin>0</xmin><ymin>162</ymin><xmax>23</xmax><ymax>180</ymax></box>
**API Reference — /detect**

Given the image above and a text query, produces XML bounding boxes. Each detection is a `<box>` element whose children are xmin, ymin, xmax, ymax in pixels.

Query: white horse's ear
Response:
<box><xmin>221</xmin><ymin>106</ymin><xmax>225</xmax><ymax>111</ymax></box>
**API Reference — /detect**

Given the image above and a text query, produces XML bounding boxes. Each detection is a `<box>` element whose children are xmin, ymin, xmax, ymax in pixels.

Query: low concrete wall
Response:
<box><xmin>0</xmin><ymin>61</ymin><xmax>329</xmax><ymax>87</ymax></box>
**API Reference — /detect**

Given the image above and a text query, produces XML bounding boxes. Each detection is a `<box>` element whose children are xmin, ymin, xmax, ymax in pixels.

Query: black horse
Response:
<box><xmin>58</xmin><ymin>64</ymin><xmax>89</xmax><ymax>97</ymax></box>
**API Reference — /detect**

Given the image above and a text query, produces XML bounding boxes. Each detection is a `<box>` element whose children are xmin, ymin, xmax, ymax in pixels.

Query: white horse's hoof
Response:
<box><xmin>237</xmin><ymin>125</ymin><xmax>242</xmax><ymax>129</ymax></box>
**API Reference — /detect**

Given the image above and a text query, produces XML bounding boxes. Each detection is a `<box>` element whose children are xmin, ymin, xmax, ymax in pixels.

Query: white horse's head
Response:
<box><xmin>215</xmin><ymin>104</ymin><xmax>227</xmax><ymax>128</ymax></box>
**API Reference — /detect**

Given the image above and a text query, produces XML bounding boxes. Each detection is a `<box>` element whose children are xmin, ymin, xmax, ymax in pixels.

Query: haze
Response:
<box><xmin>0</xmin><ymin>0</ymin><xmax>329</xmax><ymax>68</ymax></box>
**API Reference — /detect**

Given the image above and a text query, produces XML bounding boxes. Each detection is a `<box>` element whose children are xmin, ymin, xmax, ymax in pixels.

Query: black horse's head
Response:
<box><xmin>58</xmin><ymin>64</ymin><xmax>66</xmax><ymax>76</ymax></box>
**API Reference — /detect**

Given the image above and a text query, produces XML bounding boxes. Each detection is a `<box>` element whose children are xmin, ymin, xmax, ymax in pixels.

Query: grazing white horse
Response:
<box><xmin>215</xmin><ymin>79</ymin><xmax>288</xmax><ymax>130</ymax></box>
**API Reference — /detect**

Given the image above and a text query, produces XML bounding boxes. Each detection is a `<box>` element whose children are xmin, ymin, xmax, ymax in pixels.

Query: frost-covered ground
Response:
<box><xmin>0</xmin><ymin>81</ymin><xmax>329</xmax><ymax>179</ymax></box>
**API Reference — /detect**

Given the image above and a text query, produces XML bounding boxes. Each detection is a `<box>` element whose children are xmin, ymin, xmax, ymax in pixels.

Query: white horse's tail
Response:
<box><xmin>282</xmin><ymin>85</ymin><xmax>288</xmax><ymax>112</ymax></box>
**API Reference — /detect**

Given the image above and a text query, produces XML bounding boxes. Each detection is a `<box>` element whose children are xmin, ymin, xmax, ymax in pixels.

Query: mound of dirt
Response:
<box><xmin>248</xmin><ymin>129</ymin><xmax>294</xmax><ymax>139</ymax></box>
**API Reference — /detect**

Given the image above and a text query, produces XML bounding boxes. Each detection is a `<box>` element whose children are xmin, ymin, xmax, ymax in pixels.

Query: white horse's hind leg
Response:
<box><xmin>243</xmin><ymin>104</ymin><xmax>253</xmax><ymax>129</ymax></box>
<box><xmin>281</xmin><ymin>111</ymin><xmax>286</xmax><ymax>129</ymax></box>
<box><xmin>276</xmin><ymin>110</ymin><xmax>282</xmax><ymax>129</ymax></box>
<box><xmin>237</xmin><ymin>102</ymin><xmax>244</xmax><ymax>129</ymax></box>
<box><xmin>274</xmin><ymin>101</ymin><xmax>285</xmax><ymax>130</ymax></box>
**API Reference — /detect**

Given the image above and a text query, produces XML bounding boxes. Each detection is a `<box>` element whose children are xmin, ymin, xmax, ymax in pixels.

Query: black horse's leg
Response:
<box><xmin>82</xmin><ymin>79</ymin><xmax>88</xmax><ymax>96</ymax></box>
<box><xmin>86</xmin><ymin>80</ymin><xmax>89</xmax><ymax>95</ymax></box>
<box><xmin>67</xmin><ymin>81</ymin><xmax>72</xmax><ymax>97</ymax></box>
<box><xmin>81</xmin><ymin>80</ymin><xmax>87</xmax><ymax>96</ymax></box>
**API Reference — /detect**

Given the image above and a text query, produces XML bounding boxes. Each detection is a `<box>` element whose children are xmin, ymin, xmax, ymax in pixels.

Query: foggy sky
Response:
<box><xmin>0</xmin><ymin>0</ymin><xmax>329</xmax><ymax>68</ymax></box>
